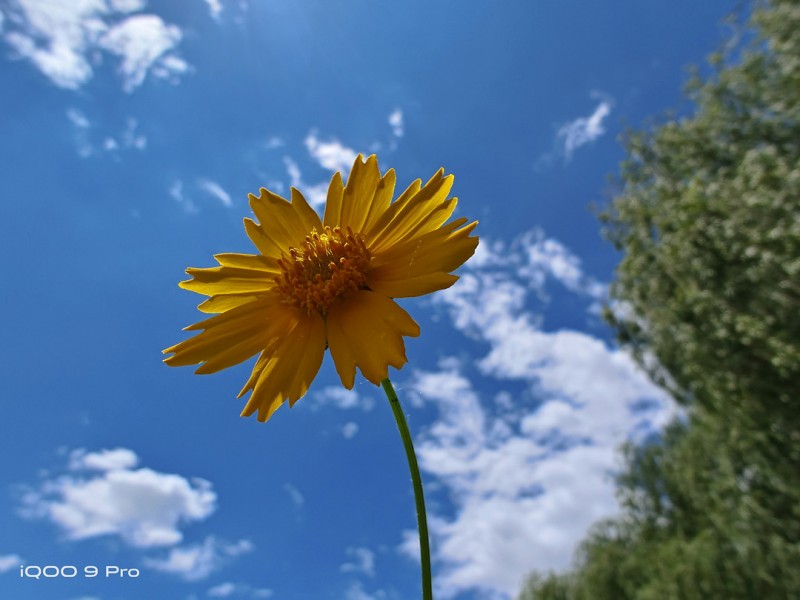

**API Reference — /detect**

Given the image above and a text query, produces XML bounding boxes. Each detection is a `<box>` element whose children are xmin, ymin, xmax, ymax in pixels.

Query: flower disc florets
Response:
<box><xmin>276</xmin><ymin>225</ymin><xmax>371</xmax><ymax>315</ymax></box>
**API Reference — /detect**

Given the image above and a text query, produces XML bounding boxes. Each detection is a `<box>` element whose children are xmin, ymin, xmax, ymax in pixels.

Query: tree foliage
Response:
<box><xmin>519</xmin><ymin>1</ymin><xmax>800</xmax><ymax>598</ymax></box>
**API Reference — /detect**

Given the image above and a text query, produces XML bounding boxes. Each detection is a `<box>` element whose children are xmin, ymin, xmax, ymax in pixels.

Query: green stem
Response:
<box><xmin>382</xmin><ymin>378</ymin><xmax>433</xmax><ymax>600</ymax></box>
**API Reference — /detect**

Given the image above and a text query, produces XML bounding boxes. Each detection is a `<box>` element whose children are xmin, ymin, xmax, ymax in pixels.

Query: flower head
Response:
<box><xmin>164</xmin><ymin>155</ymin><xmax>478</xmax><ymax>422</ymax></box>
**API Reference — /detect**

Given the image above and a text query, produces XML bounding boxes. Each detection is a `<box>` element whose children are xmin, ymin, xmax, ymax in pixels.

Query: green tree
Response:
<box><xmin>518</xmin><ymin>1</ymin><xmax>800</xmax><ymax>598</ymax></box>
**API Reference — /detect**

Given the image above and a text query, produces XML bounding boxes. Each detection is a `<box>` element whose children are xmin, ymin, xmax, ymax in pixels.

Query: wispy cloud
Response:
<box><xmin>388</xmin><ymin>109</ymin><xmax>404</xmax><ymax>138</ymax></box>
<box><xmin>20</xmin><ymin>448</ymin><xmax>217</xmax><ymax>548</ymax></box>
<box><xmin>170</xmin><ymin>180</ymin><xmax>199</xmax><ymax>214</ymax></box>
<box><xmin>283</xmin><ymin>483</ymin><xmax>305</xmax><ymax>509</ymax></box>
<box><xmin>0</xmin><ymin>554</ymin><xmax>22</xmax><ymax>573</ymax></box>
<box><xmin>1</xmin><ymin>0</ymin><xmax>188</xmax><ymax>91</ymax></box>
<box><xmin>282</xmin><ymin>156</ymin><xmax>328</xmax><ymax>208</ymax></box>
<box><xmin>340</xmin><ymin>546</ymin><xmax>375</xmax><ymax>577</ymax></box>
<box><xmin>207</xmin><ymin>581</ymin><xmax>273</xmax><ymax>598</ymax></box>
<box><xmin>208</xmin><ymin>582</ymin><xmax>238</xmax><ymax>598</ymax></box>
<box><xmin>311</xmin><ymin>385</ymin><xmax>374</xmax><ymax>412</ymax></box>
<box><xmin>143</xmin><ymin>536</ymin><xmax>253</xmax><ymax>581</ymax></box>
<box><xmin>536</xmin><ymin>93</ymin><xmax>614</xmax><ymax>168</ymax></box>
<box><xmin>204</xmin><ymin>0</ymin><xmax>224</xmax><ymax>22</ymax></box>
<box><xmin>557</xmin><ymin>100</ymin><xmax>611</xmax><ymax>160</ymax></box>
<box><xmin>197</xmin><ymin>179</ymin><xmax>233</xmax><ymax>207</ymax></box>
<box><xmin>344</xmin><ymin>581</ymin><xmax>386</xmax><ymax>600</ymax></box>
<box><xmin>341</xmin><ymin>422</ymin><xmax>360</xmax><ymax>439</ymax></box>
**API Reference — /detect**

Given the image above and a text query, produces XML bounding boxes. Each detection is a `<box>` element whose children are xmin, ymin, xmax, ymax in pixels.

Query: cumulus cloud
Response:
<box><xmin>401</xmin><ymin>230</ymin><xmax>674</xmax><ymax>598</ymax></box>
<box><xmin>98</xmin><ymin>14</ymin><xmax>187</xmax><ymax>92</ymax></box>
<box><xmin>20</xmin><ymin>448</ymin><xmax>217</xmax><ymax>548</ymax></box>
<box><xmin>1</xmin><ymin>0</ymin><xmax>188</xmax><ymax>91</ymax></box>
<box><xmin>304</xmin><ymin>132</ymin><xmax>359</xmax><ymax>172</ymax></box>
<box><xmin>69</xmin><ymin>447</ymin><xmax>138</xmax><ymax>471</ymax></box>
<box><xmin>0</xmin><ymin>554</ymin><xmax>22</xmax><ymax>573</ymax></box>
<box><xmin>144</xmin><ymin>536</ymin><xmax>253</xmax><ymax>581</ymax></box>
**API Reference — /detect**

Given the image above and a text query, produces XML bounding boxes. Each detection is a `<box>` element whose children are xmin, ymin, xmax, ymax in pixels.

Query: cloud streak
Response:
<box><xmin>557</xmin><ymin>99</ymin><xmax>612</xmax><ymax>160</ymax></box>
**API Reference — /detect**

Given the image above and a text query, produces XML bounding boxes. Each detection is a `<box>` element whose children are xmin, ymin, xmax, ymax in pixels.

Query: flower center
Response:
<box><xmin>276</xmin><ymin>226</ymin><xmax>371</xmax><ymax>315</ymax></box>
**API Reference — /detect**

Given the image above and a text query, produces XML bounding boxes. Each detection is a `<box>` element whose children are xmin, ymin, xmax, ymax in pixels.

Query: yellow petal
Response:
<box><xmin>163</xmin><ymin>297</ymin><xmax>278</xmax><ymax>370</ymax></box>
<box><xmin>327</xmin><ymin>291</ymin><xmax>420</xmax><ymax>387</ymax></box>
<box><xmin>197</xmin><ymin>294</ymin><xmax>261</xmax><ymax>314</ymax></box>
<box><xmin>323</xmin><ymin>155</ymin><xmax>395</xmax><ymax>233</ymax></box>
<box><xmin>365</xmin><ymin>170</ymin><xmax>456</xmax><ymax>254</ymax></box>
<box><xmin>245</xmin><ymin>187</ymin><xmax>322</xmax><ymax>258</ymax></box>
<box><xmin>239</xmin><ymin>309</ymin><xmax>326</xmax><ymax>422</ymax></box>
<box><xmin>322</xmin><ymin>171</ymin><xmax>345</xmax><ymax>228</ymax></box>
<box><xmin>369</xmin><ymin>272</ymin><xmax>460</xmax><ymax>298</ymax></box>
<box><xmin>213</xmin><ymin>252</ymin><xmax>280</xmax><ymax>272</ymax></box>
<box><xmin>367</xmin><ymin>218</ymin><xmax>479</xmax><ymax>297</ymax></box>
<box><xmin>180</xmin><ymin>265</ymin><xmax>276</xmax><ymax>296</ymax></box>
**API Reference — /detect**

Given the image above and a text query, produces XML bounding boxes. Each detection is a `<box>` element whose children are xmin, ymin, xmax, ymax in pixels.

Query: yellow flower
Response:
<box><xmin>163</xmin><ymin>155</ymin><xmax>478</xmax><ymax>422</ymax></box>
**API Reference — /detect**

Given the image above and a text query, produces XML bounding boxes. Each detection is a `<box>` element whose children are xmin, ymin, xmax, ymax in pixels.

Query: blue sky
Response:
<box><xmin>1</xmin><ymin>1</ymin><xmax>735</xmax><ymax>599</ymax></box>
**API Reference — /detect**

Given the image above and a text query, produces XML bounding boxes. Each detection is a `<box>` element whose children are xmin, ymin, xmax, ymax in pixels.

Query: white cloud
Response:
<box><xmin>109</xmin><ymin>0</ymin><xmax>146</xmax><ymax>12</ymax></box>
<box><xmin>388</xmin><ymin>109</ymin><xmax>404</xmax><ymax>138</ymax></box>
<box><xmin>282</xmin><ymin>156</ymin><xmax>327</xmax><ymax>208</ymax></box>
<box><xmin>66</xmin><ymin>107</ymin><xmax>90</xmax><ymax>128</ymax></box>
<box><xmin>207</xmin><ymin>581</ymin><xmax>274</xmax><ymax>598</ymax></box>
<box><xmin>403</xmin><ymin>230</ymin><xmax>674</xmax><ymax>598</ymax></box>
<box><xmin>557</xmin><ymin>100</ymin><xmax>611</xmax><ymax>160</ymax></box>
<box><xmin>99</xmin><ymin>14</ymin><xmax>186</xmax><ymax>92</ymax></box>
<box><xmin>341</xmin><ymin>422</ymin><xmax>360</xmax><ymax>439</ymax></box>
<box><xmin>69</xmin><ymin>447</ymin><xmax>139</xmax><ymax>471</ymax></box>
<box><xmin>68</xmin><ymin>112</ymin><xmax>146</xmax><ymax>157</ymax></box>
<box><xmin>207</xmin><ymin>581</ymin><xmax>273</xmax><ymax>598</ymax></box>
<box><xmin>344</xmin><ymin>581</ymin><xmax>385</xmax><ymax>600</ymax></box>
<box><xmin>144</xmin><ymin>536</ymin><xmax>253</xmax><ymax>581</ymax></box>
<box><xmin>262</xmin><ymin>136</ymin><xmax>284</xmax><ymax>150</ymax></box>
<box><xmin>170</xmin><ymin>180</ymin><xmax>199</xmax><ymax>214</ymax></box>
<box><xmin>204</xmin><ymin>0</ymin><xmax>223</xmax><ymax>21</ymax></box>
<box><xmin>312</xmin><ymin>386</ymin><xmax>374</xmax><ymax>412</ymax></box>
<box><xmin>208</xmin><ymin>581</ymin><xmax>236</xmax><ymax>597</ymax></box>
<box><xmin>304</xmin><ymin>133</ymin><xmax>358</xmax><ymax>172</ymax></box>
<box><xmin>283</xmin><ymin>483</ymin><xmax>304</xmax><ymax>509</ymax></box>
<box><xmin>21</xmin><ymin>448</ymin><xmax>217</xmax><ymax>548</ymax></box>
<box><xmin>197</xmin><ymin>179</ymin><xmax>233</xmax><ymax>207</ymax></box>
<box><xmin>2</xmin><ymin>0</ymin><xmax>187</xmax><ymax>91</ymax></box>
<box><xmin>0</xmin><ymin>554</ymin><xmax>21</xmax><ymax>573</ymax></box>
<box><xmin>65</xmin><ymin>107</ymin><xmax>93</xmax><ymax>157</ymax></box>
<box><xmin>340</xmin><ymin>546</ymin><xmax>375</xmax><ymax>577</ymax></box>
<box><xmin>121</xmin><ymin>116</ymin><xmax>147</xmax><ymax>149</ymax></box>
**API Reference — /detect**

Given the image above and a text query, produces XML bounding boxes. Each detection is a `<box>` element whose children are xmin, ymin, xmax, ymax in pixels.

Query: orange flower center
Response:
<box><xmin>276</xmin><ymin>226</ymin><xmax>371</xmax><ymax>315</ymax></box>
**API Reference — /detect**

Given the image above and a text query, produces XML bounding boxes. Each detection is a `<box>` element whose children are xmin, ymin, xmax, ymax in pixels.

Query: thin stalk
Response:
<box><xmin>382</xmin><ymin>378</ymin><xmax>433</xmax><ymax>600</ymax></box>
